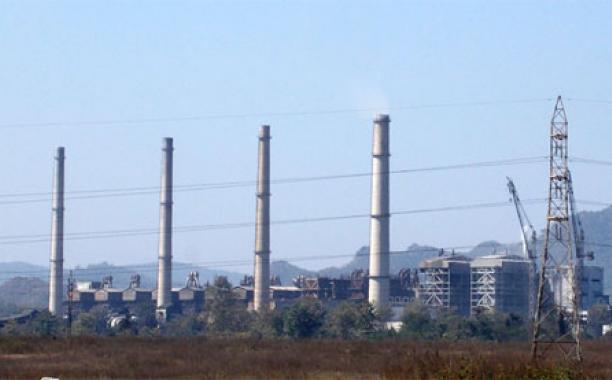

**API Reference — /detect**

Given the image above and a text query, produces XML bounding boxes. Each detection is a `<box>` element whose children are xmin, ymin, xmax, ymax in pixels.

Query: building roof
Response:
<box><xmin>420</xmin><ymin>254</ymin><xmax>472</xmax><ymax>269</ymax></box>
<box><xmin>471</xmin><ymin>254</ymin><xmax>531</xmax><ymax>267</ymax></box>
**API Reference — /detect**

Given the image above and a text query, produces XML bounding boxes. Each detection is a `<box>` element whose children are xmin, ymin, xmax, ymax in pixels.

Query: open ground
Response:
<box><xmin>0</xmin><ymin>337</ymin><xmax>611</xmax><ymax>379</ymax></box>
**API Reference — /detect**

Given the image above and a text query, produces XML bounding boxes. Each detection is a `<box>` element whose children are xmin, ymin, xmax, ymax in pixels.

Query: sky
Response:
<box><xmin>0</xmin><ymin>1</ymin><xmax>611</xmax><ymax>275</ymax></box>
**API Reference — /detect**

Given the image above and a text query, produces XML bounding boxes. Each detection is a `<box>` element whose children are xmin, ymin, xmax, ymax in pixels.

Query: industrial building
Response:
<box><xmin>70</xmin><ymin>273</ymin><xmax>205</xmax><ymax>314</ymax></box>
<box><xmin>580</xmin><ymin>266</ymin><xmax>610</xmax><ymax>309</ymax></box>
<box><xmin>43</xmin><ymin>114</ymin><xmax>608</xmax><ymax>329</ymax></box>
<box><xmin>235</xmin><ymin>268</ymin><xmax>415</xmax><ymax>313</ymax></box>
<box><xmin>470</xmin><ymin>254</ymin><xmax>531</xmax><ymax>317</ymax></box>
<box><xmin>417</xmin><ymin>253</ymin><xmax>472</xmax><ymax>316</ymax></box>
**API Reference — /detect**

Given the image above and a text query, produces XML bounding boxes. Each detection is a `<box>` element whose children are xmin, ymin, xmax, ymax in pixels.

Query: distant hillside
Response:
<box><xmin>0</xmin><ymin>262</ymin><xmax>47</xmax><ymax>284</ymax></box>
<box><xmin>0</xmin><ymin>261</ymin><xmax>245</xmax><ymax>289</ymax></box>
<box><xmin>0</xmin><ymin>277</ymin><xmax>48</xmax><ymax>313</ymax></box>
<box><xmin>304</xmin><ymin>208</ymin><xmax>612</xmax><ymax>296</ymax></box>
<box><xmin>0</xmin><ymin>207</ymin><xmax>610</xmax><ymax>298</ymax></box>
<box><xmin>271</xmin><ymin>260</ymin><xmax>316</xmax><ymax>285</ymax></box>
<box><xmin>318</xmin><ymin>241</ymin><xmax>521</xmax><ymax>279</ymax></box>
<box><xmin>578</xmin><ymin>206</ymin><xmax>612</xmax><ymax>294</ymax></box>
<box><xmin>71</xmin><ymin>262</ymin><xmax>245</xmax><ymax>288</ymax></box>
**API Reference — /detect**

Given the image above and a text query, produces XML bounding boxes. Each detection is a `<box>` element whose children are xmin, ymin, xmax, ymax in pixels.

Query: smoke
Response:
<box><xmin>348</xmin><ymin>82</ymin><xmax>391</xmax><ymax>118</ymax></box>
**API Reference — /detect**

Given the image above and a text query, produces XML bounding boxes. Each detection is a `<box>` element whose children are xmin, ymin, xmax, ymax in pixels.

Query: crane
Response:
<box><xmin>507</xmin><ymin>177</ymin><xmax>537</xmax><ymax>260</ymax></box>
<box><xmin>568</xmin><ymin>170</ymin><xmax>593</xmax><ymax>262</ymax></box>
<box><xmin>507</xmin><ymin>177</ymin><xmax>538</xmax><ymax>320</ymax></box>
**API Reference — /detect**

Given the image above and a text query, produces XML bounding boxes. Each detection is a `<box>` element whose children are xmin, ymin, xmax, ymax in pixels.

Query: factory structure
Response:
<box><xmin>46</xmin><ymin>107</ymin><xmax>608</xmax><ymax>326</ymax></box>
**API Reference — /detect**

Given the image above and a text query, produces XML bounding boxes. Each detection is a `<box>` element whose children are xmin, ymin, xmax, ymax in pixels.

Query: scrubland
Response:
<box><xmin>0</xmin><ymin>337</ymin><xmax>610</xmax><ymax>379</ymax></box>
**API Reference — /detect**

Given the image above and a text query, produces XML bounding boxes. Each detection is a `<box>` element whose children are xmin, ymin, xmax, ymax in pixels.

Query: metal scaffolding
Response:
<box><xmin>418</xmin><ymin>254</ymin><xmax>471</xmax><ymax>316</ymax></box>
<box><xmin>471</xmin><ymin>255</ymin><xmax>531</xmax><ymax>316</ymax></box>
<box><xmin>472</xmin><ymin>267</ymin><xmax>497</xmax><ymax>312</ymax></box>
<box><xmin>420</xmin><ymin>267</ymin><xmax>449</xmax><ymax>308</ymax></box>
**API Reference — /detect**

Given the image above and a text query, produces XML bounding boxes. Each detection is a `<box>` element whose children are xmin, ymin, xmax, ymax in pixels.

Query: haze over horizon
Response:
<box><xmin>1</xmin><ymin>2</ymin><xmax>612</xmax><ymax>273</ymax></box>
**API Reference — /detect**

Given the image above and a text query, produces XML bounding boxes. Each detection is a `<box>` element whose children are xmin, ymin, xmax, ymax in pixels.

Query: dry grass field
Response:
<box><xmin>0</xmin><ymin>337</ymin><xmax>610</xmax><ymax>379</ymax></box>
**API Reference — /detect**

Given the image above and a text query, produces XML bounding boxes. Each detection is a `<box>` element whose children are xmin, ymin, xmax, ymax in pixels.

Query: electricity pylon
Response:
<box><xmin>531</xmin><ymin>96</ymin><xmax>582</xmax><ymax>362</ymax></box>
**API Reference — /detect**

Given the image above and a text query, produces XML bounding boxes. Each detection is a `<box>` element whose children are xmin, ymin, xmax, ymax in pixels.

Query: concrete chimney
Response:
<box><xmin>254</xmin><ymin>125</ymin><xmax>271</xmax><ymax>311</ymax></box>
<box><xmin>48</xmin><ymin>147</ymin><xmax>65</xmax><ymax>316</ymax></box>
<box><xmin>156</xmin><ymin>138</ymin><xmax>173</xmax><ymax>316</ymax></box>
<box><xmin>368</xmin><ymin>114</ymin><xmax>391</xmax><ymax>312</ymax></box>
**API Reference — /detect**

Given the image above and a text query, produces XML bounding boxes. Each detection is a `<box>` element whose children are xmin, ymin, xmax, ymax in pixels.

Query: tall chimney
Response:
<box><xmin>48</xmin><ymin>147</ymin><xmax>65</xmax><ymax>316</ymax></box>
<box><xmin>368</xmin><ymin>114</ymin><xmax>391</xmax><ymax>312</ymax></box>
<box><xmin>156</xmin><ymin>138</ymin><xmax>173</xmax><ymax>316</ymax></box>
<box><xmin>254</xmin><ymin>125</ymin><xmax>271</xmax><ymax>311</ymax></box>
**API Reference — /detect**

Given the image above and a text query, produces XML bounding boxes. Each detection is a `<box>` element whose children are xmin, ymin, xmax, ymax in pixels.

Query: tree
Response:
<box><xmin>325</xmin><ymin>301</ymin><xmax>376</xmax><ymax>339</ymax></box>
<box><xmin>400</xmin><ymin>301</ymin><xmax>440</xmax><ymax>340</ymax></box>
<box><xmin>73</xmin><ymin>306</ymin><xmax>110</xmax><ymax>336</ymax></box>
<box><xmin>282</xmin><ymin>298</ymin><xmax>326</xmax><ymax>338</ymax></box>
<box><xmin>131</xmin><ymin>302</ymin><xmax>158</xmax><ymax>332</ymax></box>
<box><xmin>0</xmin><ymin>311</ymin><xmax>61</xmax><ymax>337</ymax></box>
<box><xmin>25</xmin><ymin>311</ymin><xmax>61</xmax><ymax>336</ymax></box>
<box><xmin>250</xmin><ymin>309</ymin><xmax>284</xmax><ymax>339</ymax></box>
<box><xmin>163</xmin><ymin>313</ymin><xmax>206</xmax><ymax>336</ymax></box>
<box><xmin>205</xmin><ymin>277</ymin><xmax>253</xmax><ymax>335</ymax></box>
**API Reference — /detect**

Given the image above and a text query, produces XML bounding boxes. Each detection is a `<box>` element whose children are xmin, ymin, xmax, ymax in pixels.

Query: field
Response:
<box><xmin>0</xmin><ymin>337</ymin><xmax>610</xmax><ymax>379</ymax></box>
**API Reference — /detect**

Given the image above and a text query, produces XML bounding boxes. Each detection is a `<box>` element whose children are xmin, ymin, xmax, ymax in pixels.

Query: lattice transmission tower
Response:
<box><xmin>531</xmin><ymin>96</ymin><xmax>582</xmax><ymax>361</ymax></box>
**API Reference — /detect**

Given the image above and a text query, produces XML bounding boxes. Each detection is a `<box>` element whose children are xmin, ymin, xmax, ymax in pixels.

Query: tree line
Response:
<box><xmin>1</xmin><ymin>277</ymin><xmax>610</xmax><ymax>341</ymax></box>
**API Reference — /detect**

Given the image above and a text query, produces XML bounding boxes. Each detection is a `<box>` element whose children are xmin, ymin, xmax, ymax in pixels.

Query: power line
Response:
<box><xmin>571</xmin><ymin>157</ymin><xmax>612</xmax><ymax>167</ymax></box>
<box><xmin>0</xmin><ymin>98</ymin><xmax>553</xmax><ymax>130</ymax></box>
<box><xmin>0</xmin><ymin>156</ymin><xmax>548</xmax><ymax>203</ymax></box>
<box><xmin>0</xmin><ymin>197</ymin><xmax>607</xmax><ymax>246</ymax></box>
<box><xmin>3</xmin><ymin>237</ymin><xmax>612</xmax><ymax>281</ymax></box>
<box><xmin>0</xmin><ymin>155</ymin><xmax>608</xmax><ymax>205</ymax></box>
<box><xmin>0</xmin><ymin>199</ymin><xmax>546</xmax><ymax>245</ymax></box>
<box><xmin>3</xmin><ymin>154</ymin><xmax>611</xmax><ymax>204</ymax></box>
<box><xmin>0</xmin><ymin>242</ymin><xmax>515</xmax><ymax>279</ymax></box>
<box><xmin>566</xmin><ymin>98</ymin><xmax>612</xmax><ymax>105</ymax></box>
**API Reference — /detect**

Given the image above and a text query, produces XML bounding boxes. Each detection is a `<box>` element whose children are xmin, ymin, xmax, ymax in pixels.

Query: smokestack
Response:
<box><xmin>156</xmin><ymin>138</ymin><xmax>173</xmax><ymax>316</ymax></box>
<box><xmin>368</xmin><ymin>114</ymin><xmax>391</xmax><ymax>312</ymax></box>
<box><xmin>48</xmin><ymin>147</ymin><xmax>65</xmax><ymax>316</ymax></box>
<box><xmin>254</xmin><ymin>125</ymin><xmax>271</xmax><ymax>311</ymax></box>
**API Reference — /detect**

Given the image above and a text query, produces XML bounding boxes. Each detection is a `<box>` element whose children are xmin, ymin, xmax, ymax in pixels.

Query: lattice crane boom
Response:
<box><xmin>507</xmin><ymin>177</ymin><xmax>537</xmax><ymax>259</ymax></box>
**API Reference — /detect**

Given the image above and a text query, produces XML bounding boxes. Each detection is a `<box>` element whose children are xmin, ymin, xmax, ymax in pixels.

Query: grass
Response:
<box><xmin>0</xmin><ymin>337</ymin><xmax>610</xmax><ymax>379</ymax></box>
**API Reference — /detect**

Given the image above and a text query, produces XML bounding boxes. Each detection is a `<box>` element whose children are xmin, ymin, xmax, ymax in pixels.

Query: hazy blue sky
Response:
<box><xmin>0</xmin><ymin>1</ymin><xmax>611</xmax><ymax>274</ymax></box>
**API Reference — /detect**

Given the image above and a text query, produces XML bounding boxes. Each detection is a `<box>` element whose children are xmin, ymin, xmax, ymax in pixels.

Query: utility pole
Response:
<box><xmin>66</xmin><ymin>270</ymin><xmax>74</xmax><ymax>338</ymax></box>
<box><xmin>531</xmin><ymin>96</ymin><xmax>581</xmax><ymax>362</ymax></box>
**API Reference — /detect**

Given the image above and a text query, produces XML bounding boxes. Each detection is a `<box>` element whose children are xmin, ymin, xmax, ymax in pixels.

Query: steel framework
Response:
<box><xmin>531</xmin><ymin>96</ymin><xmax>581</xmax><ymax>361</ymax></box>
<box><xmin>419</xmin><ymin>267</ymin><xmax>449</xmax><ymax>308</ymax></box>
<box><xmin>471</xmin><ymin>267</ymin><xmax>497</xmax><ymax>312</ymax></box>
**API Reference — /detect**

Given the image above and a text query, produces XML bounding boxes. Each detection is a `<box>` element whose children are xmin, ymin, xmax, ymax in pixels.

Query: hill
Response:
<box><xmin>70</xmin><ymin>262</ymin><xmax>245</xmax><ymax>288</ymax></box>
<box><xmin>270</xmin><ymin>260</ymin><xmax>316</xmax><ymax>285</ymax></box>
<box><xmin>0</xmin><ymin>277</ymin><xmax>48</xmax><ymax>315</ymax></box>
<box><xmin>311</xmin><ymin>208</ymin><xmax>612</xmax><ymax>295</ymax></box>
<box><xmin>0</xmin><ymin>206</ymin><xmax>610</xmax><ymax>299</ymax></box>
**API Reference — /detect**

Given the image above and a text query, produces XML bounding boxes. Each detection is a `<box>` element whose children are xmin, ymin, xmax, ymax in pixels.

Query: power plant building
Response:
<box><xmin>418</xmin><ymin>254</ymin><xmax>471</xmax><ymax>316</ymax></box>
<box><xmin>70</xmin><ymin>273</ymin><xmax>205</xmax><ymax>314</ymax></box>
<box><xmin>580</xmin><ymin>266</ymin><xmax>610</xmax><ymax>309</ymax></box>
<box><xmin>470</xmin><ymin>254</ymin><xmax>531</xmax><ymax>317</ymax></box>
